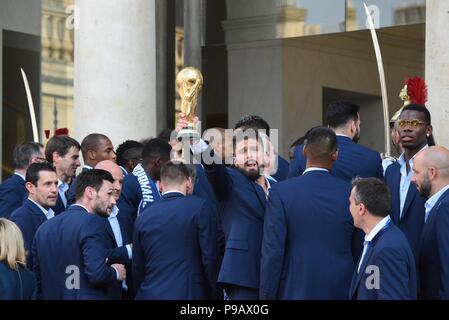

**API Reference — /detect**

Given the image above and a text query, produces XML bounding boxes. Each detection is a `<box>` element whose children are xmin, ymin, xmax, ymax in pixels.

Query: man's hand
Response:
<box><xmin>175</xmin><ymin>112</ymin><xmax>200</xmax><ymax>133</ymax></box>
<box><xmin>112</xmin><ymin>264</ymin><xmax>126</xmax><ymax>281</ymax></box>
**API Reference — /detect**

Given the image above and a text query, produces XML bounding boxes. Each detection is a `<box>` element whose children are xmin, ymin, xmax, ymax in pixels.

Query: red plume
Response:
<box><xmin>55</xmin><ymin>128</ymin><xmax>69</xmax><ymax>136</ymax></box>
<box><xmin>405</xmin><ymin>76</ymin><xmax>428</xmax><ymax>105</ymax></box>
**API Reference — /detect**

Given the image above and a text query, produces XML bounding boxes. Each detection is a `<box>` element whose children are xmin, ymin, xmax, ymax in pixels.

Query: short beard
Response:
<box><xmin>235</xmin><ymin>166</ymin><xmax>261</xmax><ymax>181</ymax></box>
<box><xmin>417</xmin><ymin>176</ymin><xmax>432</xmax><ymax>199</ymax></box>
<box><xmin>93</xmin><ymin>202</ymin><xmax>109</xmax><ymax>218</ymax></box>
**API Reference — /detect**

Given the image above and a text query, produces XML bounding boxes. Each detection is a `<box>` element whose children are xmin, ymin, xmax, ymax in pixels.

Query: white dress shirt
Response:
<box><xmin>397</xmin><ymin>145</ymin><xmax>428</xmax><ymax>219</ymax></box>
<box><xmin>57</xmin><ymin>179</ymin><xmax>69</xmax><ymax>208</ymax></box>
<box><xmin>357</xmin><ymin>216</ymin><xmax>391</xmax><ymax>273</ymax></box>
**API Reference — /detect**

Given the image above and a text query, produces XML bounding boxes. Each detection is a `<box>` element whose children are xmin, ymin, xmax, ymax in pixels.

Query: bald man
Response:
<box><xmin>411</xmin><ymin>146</ymin><xmax>449</xmax><ymax>300</ymax></box>
<box><xmin>95</xmin><ymin>160</ymin><xmax>133</xmax><ymax>299</ymax></box>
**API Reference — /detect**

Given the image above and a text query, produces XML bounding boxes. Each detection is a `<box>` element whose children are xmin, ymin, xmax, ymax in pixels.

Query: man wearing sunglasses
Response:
<box><xmin>385</xmin><ymin>104</ymin><xmax>433</xmax><ymax>260</ymax></box>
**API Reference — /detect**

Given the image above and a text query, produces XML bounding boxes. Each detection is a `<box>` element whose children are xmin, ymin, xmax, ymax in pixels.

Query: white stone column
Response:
<box><xmin>74</xmin><ymin>0</ymin><xmax>157</xmax><ymax>148</ymax></box>
<box><xmin>426</xmin><ymin>0</ymin><xmax>449</xmax><ymax>148</ymax></box>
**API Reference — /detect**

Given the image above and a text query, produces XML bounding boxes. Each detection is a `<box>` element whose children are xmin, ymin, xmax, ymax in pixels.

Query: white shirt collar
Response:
<box><xmin>162</xmin><ymin>190</ymin><xmax>186</xmax><ymax>196</ymax></box>
<box><xmin>14</xmin><ymin>172</ymin><xmax>25</xmax><ymax>181</ymax></box>
<box><xmin>365</xmin><ymin>216</ymin><xmax>391</xmax><ymax>242</ymax></box>
<box><xmin>398</xmin><ymin>145</ymin><xmax>428</xmax><ymax>168</ymax></box>
<box><xmin>58</xmin><ymin>179</ymin><xmax>68</xmax><ymax>188</ymax></box>
<box><xmin>336</xmin><ymin>133</ymin><xmax>351</xmax><ymax>139</ymax></box>
<box><xmin>303</xmin><ymin>167</ymin><xmax>329</xmax><ymax>175</ymax></box>
<box><xmin>425</xmin><ymin>184</ymin><xmax>449</xmax><ymax>219</ymax></box>
<box><xmin>71</xmin><ymin>204</ymin><xmax>90</xmax><ymax>213</ymax></box>
<box><xmin>27</xmin><ymin>197</ymin><xmax>55</xmax><ymax>220</ymax></box>
<box><xmin>108</xmin><ymin>205</ymin><xmax>119</xmax><ymax>219</ymax></box>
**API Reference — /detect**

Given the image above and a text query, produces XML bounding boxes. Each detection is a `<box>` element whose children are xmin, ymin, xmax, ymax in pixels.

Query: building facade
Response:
<box><xmin>1</xmin><ymin>0</ymin><xmax>448</xmax><ymax>180</ymax></box>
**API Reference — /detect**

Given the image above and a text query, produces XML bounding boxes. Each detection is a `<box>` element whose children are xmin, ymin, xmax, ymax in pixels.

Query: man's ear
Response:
<box><xmin>52</xmin><ymin>151</ymin><xmax>60</xmax><ymax>164</ymax></box>
<box><xmin>85</xmin><ymin>186</ymin><xmax>95</xmax><ymax>201</ymax></box>
<box><xmin>331</xmin><ymin>149</ymin><xmax>339</xmax><ymax>162</ymax></box>
<box><xmin>25</xmin><ymin>182</ymin><xmax>35</xmax><ymax>195</ymax></box>
<box><xmin>87</xmin><ymin>149</ymin><xmax>96</xmax><ymax>161</ymax></box>
<box><xmin>302</xmin><ymin>145</ymin><xmax>307</xmax><ymax>158</ymax></box>
<box><xmin>157</xmin><ymin>180</ymin><xmax>163</xmax><ymax>194</ymax></box>
<box><xmin>427</xmin><ymin>125</ymin><xmax>433</xmax><ymax>137</ymax></box>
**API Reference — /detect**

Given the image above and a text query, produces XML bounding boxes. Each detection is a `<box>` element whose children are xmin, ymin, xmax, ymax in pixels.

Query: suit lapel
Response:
<box><xmin>401</xmin><ymin>183</ymin><xmax>419</xmax><ymax>222</ymax></box>
<box><xmin>25</xmin><ymin>199</ymin><xmax>47</xmax><ymax>224</ymax></box>
<box><xmin>252</xmin><ymin>180</ymin><xmax>267</xmax><ymax>212</ymax></box>
<box><xmin>390</xmin><ymin>165</ymin><xmax>401</xmax><ymax>224</ymax></box>
<box><xmin>350</xmin><ymin>225</ymin><xmax>390</xmax><ymax>298</ymax></box>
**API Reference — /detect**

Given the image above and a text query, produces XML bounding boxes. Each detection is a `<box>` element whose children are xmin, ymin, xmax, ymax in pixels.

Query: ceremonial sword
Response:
<box><xmin>20</xmin><ymin>67</ymin><xmax>39</xmax><ymax>143</ymax></box>
<box><xmin>363</xmin><ymin>3</ymin><xmax>391</xmax><ymax>157</ymax></box>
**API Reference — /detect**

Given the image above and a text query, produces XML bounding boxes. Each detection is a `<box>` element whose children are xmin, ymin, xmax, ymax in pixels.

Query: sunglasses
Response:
<box><xmin>397</xmin><ymin>119</ymin><xmax>427</xmax><ymax>129</ymax></box>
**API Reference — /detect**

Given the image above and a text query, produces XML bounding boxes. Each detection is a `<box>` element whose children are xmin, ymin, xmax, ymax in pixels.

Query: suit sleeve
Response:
<box><xmin>132</xmin><ymin>218</ymin><xmax>145</xmax><ymax>294</ymax></box>
<box><xmin>435</xmin><ymin>203</ymin><xmax>449</xmax><ymax>299</ymax></box>
<box><xmin>196</xmin><ymin>202</ymin><xmax>220</xmax><ymax>299</ymax></box>
<box><xmin>80</xmin><ymin>220</ymin><xmax>118</xmax><ymax>286</ymax></box>
<box><xmin>374</xmin><ymin>153</ymin><xmax>384</xmax><ymax>180</ymax></box>
<box><xmin>106</xmin><ymin>246</ymin><xmax>130</xmax><ymax>265</ymax></box>
<box><xmin>374</xmin><ymin>246</ymin><xmax>415</xmax><ymax>300</ymax></box>
<box><xmin>0</xmin><ymin>188</ymin><xmax>22</xmax><ymax>219</ymax></box>
<box><xmin>202</xmin><ymin>146</ymin><xmax>233</xmax><ymax>202</ymax></box>
<box><xmin>260</xmin><ymin>187</ymin><xmax>287</xmax><ymax>300</ymax></box>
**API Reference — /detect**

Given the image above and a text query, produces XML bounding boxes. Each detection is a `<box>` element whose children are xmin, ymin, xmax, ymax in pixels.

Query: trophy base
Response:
<box><xmin>177</xmin><ymin>126</ymin><xmax>200</xmax><ymax>142</ymax></box>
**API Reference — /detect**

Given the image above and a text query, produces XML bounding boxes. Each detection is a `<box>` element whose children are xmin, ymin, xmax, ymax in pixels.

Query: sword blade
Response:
<box><xmin>20</xmin><ymin>68</ymin><xmax>39</xmax><ymax>143</ymax></box>
<box><xmin>363</xmin><ymin>3</ymin><xmax>391</xmax><ymax>157</ymax></box>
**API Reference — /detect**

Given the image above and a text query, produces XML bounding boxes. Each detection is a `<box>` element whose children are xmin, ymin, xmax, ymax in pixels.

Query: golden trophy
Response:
<box><xmin>176</xmin><ymin>67</ymin><xmax>203</xmax><ymax>141</ymax></box>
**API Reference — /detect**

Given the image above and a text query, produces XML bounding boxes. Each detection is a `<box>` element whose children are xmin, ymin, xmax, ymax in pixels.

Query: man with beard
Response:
<box><xmin>261</xmin><ymin>127</ymin><xmax>357</xmax><ymax>299</ymax></box>
<box><xmin>384</xmin><ymin>104</ymin><xmax>433</xmax><ymax>258</ymax></box>
<box><xmin>182</xmin><ymin>117</ymin><xmax>274</xmax><ymax>300</ymax></box>
<box><xmin>32</xmin><ymin>169</ymin><xmax>126</xmax><ymax>299</ymax></box>
<box><xmin>66</xmin><ymin>133</ymin><xmax>117</xmax><ymax>206</ymax></box>
<box><xmin>45</xmin><ymin>135</ymin><xmax>81</xmax><ymax>215</ymax></box>
<box><xmin>9</xmin><ymin>163</ymin><xmax>58</xmax><ymax>269</ymax></box>
<box><xmin>288</xmin><ymin>101</ymin><xmax>383</xmax><ymax>182</ymax></box>
<box><xmin>411</xmin><ymin>146</ymin><xmax>449</xmax><ymax>299</ymax></box>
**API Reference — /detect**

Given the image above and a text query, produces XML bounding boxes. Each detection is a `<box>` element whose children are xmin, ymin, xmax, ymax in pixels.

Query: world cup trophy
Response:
<box><xmin>176</xmin><ymin>67</ymin><xmax>203</xmax><ymax>141</ymax></box>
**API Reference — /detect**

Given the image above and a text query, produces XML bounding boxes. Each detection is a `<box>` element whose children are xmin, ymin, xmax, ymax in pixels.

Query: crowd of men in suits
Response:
<box><xmin>0</xmin><ymin>100</ymin><xmax>448</xmax><ymax>300</ymax></box>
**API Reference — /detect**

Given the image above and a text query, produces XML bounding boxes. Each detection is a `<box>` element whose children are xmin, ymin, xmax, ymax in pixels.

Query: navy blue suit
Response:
<box><xmin>0</xmin><ymin>174</ymin><xmax>26</xmax><ymax>218</ymax></box>
<box><xmin>133</xmin><ymin>192</ymin><xmax>220</xmax><ymax>300</ymax></box>
<box><xmin>90</xmin><ymin>213</ymin><xmax>131</xmax><ymax>300</ymax></box>
<box><xmin>419</xmin><ymin>188</ymin><xmax>449</xmax><ymax>300</ymax></box>
<box><xmin>0</xmin><ymin>261</ymin><xmax>36</xmax><ymax>300</ymax></box>
<box><xmin>260</xmin><ymin>170</ymin><xmax>356</xmax><ymax>299</ymax></box>
<box><xmin>349</xmin><ymin>223</ymin><xmax>417</xmax><ymax>300</ymax></box>
<box><xmin>117</xmin><ymin>173</ymin><xmax>160</xmax><ymax>238</ymax></box>
<box><xmin>384</xmin><ymin>162</ymin><xmax>426</xmax><ymax>258</ymax></box>
<box><xmin>271</xmin><ymin>155</ymin><xmax>289</xmax><ymax>182</ymax></box>
<box><xmin>9</xmin><ymin>199</ymin><xmax>50</xmax><ymax>269</ymax></box>
<box><xmin>203</xmin><ymin>158</ymin><xmax>274</xmax><ymax>299</ymax></box>
<box><xmin>193</xmin><ymin>164</ymin><xmax>217</xmax><ymax>209</ymax></box>
<box><xmin>288</xmin><ymin>136</ymin><xmax>383</xmax><ymax>181</ymax></box>
<box><xmin>32</xmin><ymin>205</ymin><xmax>120</xmax><ymax>300</ymax></box>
